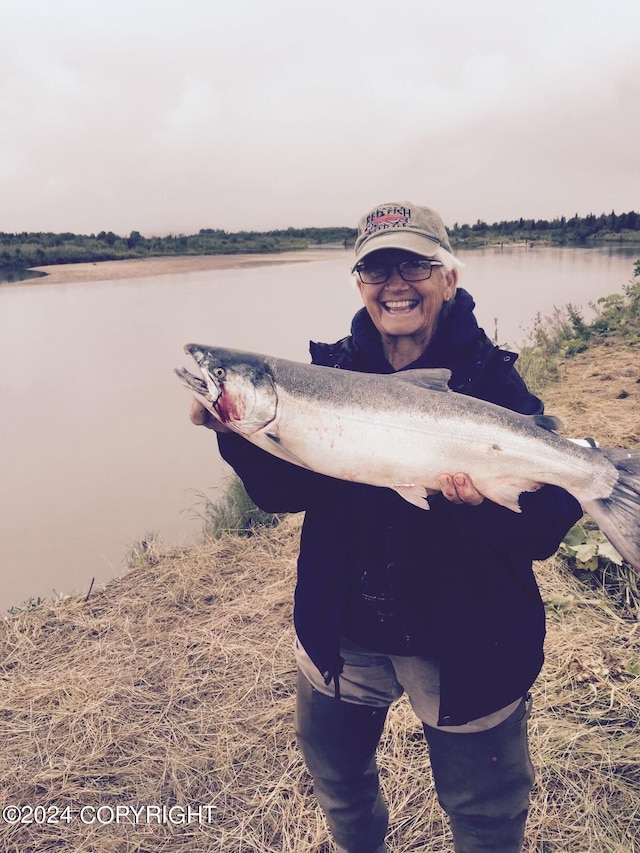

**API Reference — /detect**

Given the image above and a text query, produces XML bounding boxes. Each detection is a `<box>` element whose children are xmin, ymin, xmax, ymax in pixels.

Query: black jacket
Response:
<box><xmin>217</xmin><ymin>288</ymin><xmax>583</xmax><ymax>725</ymax></box>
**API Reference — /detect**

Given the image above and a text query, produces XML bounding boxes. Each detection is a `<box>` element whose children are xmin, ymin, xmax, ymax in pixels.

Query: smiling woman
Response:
<box><xmin>193</xmin><ymin>200</ymin><xmax>589</xmax><ymax>853</ymax></box>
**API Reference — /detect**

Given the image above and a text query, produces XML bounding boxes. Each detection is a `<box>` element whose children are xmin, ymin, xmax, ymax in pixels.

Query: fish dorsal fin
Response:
<box><xmin>391</xmin><ymin>368</ymin><xmax>452</xmax><ymax>392</ymax></box>
<box><xmin>531</xmin><ymin>413</ymin><xmax>565</xmax><ymax>433</ymax></box>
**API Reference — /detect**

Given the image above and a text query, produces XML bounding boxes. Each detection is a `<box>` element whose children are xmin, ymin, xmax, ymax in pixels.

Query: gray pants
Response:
<box><xmin>294</xmin><ymin>639</ymin><xmax>535</xmax><ymax>853</ymax></box>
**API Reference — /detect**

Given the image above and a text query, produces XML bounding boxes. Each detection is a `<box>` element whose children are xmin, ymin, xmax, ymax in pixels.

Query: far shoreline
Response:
<box><xmin>9</xmin><ymin>248</ymin><xmax>350</xmax><ymax>287</ymax></box>
<box><xmin>5</xmin><ymin>240</ymin><xmax>638</xmax><ymax>289</ymax></box>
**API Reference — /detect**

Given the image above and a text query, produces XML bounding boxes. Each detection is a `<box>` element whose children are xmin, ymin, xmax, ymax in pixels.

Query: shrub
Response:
<box><xmin>196</xmin><ymin>476</ymin><xmax>281</xmax><ymax>539</ymax></box>
<box><xmin>559</xmin><ymin>521</ymin><xmax>640</xmax><ymax>614</ymax></box>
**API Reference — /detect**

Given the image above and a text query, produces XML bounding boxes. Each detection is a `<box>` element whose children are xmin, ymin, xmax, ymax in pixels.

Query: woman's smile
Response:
<box><xmin>380</xmin><ymin>297</ymin><xmax>420</xmax><ymax>314</ymax></box>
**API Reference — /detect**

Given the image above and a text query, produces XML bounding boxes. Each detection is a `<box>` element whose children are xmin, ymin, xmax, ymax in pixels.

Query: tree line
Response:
<box><xmin>0</xmin><ymin>226</ymin><xmax>356</xmax><ymax>271</ymax></box>
<box><xmin>449</xmin><ymin>210</ymin><xmax>640</xmax><ymax>247</ymax></box>
<box><xmin>1</xmin><ymin>212</ymin><xmax>638</xmax><ymax>272</ymax></box>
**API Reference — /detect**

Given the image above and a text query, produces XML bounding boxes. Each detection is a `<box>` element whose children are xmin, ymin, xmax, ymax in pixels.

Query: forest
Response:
<box><xmin>450</xmin><ymin>210</ymin><xmax>640</xmax><ymax>247</ymax></box>
<box><xmin>1</xmin><ymin>211</ymin><xmax>638</xmax><ymax>273</ymax></box>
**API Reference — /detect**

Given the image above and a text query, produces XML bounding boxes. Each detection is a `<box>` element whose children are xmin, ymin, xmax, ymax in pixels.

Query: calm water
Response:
<box><xmin>1</xmin><ymin>246</ymin><xmax>637</xmax><ymax>611</ymax></box>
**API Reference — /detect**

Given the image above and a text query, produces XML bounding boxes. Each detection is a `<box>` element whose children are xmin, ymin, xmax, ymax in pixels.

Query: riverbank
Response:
<box><xmin>9</xmin><ymin>249</ymin><xmax>349</xmax><ymax>287</ymax></box>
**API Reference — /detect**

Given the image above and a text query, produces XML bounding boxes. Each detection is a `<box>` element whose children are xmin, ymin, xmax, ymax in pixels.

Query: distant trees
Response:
<box><xmin>0</xmin><ymin>213</ymin><xmax>638</xmax><ymax>272</ymax></box>
<box><xmin>449</xmin><ymin>210</ymin><xmax>640</xmax><ymax>247</ymax></box>
<box><xmin>0</xmin><ymin>225</ymin><xmax>359</xmax><ymax>271</ymax></box>
<box><xmin>127</xmin><ymin>230</ymin><xmax>143</xmax><ymax>249</ymax></box>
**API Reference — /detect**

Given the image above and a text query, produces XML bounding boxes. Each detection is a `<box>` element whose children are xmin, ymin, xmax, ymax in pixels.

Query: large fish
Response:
<box><xmin>176</xmin><ymin>344</ymin><xmax>640</xmax><ymax>570</ymax></box>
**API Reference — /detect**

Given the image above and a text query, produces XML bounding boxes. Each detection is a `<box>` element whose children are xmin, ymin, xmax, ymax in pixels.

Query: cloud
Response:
<box><xmin>0</xmin><ymin>0</ymin><xmax>638</xmax><ymax>233</ymax></box>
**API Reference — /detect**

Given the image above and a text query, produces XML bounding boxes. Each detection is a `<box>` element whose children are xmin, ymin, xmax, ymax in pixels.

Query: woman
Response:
<box><xmin>190</xmin><ymin>201</ymin><xmax>582</xmax><ymax>853</ymax></box>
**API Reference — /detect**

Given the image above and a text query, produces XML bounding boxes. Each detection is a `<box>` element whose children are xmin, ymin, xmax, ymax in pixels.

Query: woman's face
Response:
<box><xmin>355</xmin><ymin>248</ymin><xmax>458</xmax><ymax>351</ymax></box>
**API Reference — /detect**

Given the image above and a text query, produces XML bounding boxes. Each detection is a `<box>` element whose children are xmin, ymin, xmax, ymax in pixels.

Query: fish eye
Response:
<box><xmin>212</xmin><ymin>367</ymin><xmax>226</xmax><ymax>379</ymax></box>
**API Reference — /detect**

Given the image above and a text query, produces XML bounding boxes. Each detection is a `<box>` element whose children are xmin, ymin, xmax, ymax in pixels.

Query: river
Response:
<box><xmin>0</xmin><ymin>245</ymin><xmax>637</xmax><ymax>612</ymax></box>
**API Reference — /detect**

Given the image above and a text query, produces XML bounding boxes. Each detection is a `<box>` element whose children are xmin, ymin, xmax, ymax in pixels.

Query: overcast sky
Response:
<box><xmin>2</xmin><ymin>0</ymin><xmax>638</xmax><ymax>236</ymax></box>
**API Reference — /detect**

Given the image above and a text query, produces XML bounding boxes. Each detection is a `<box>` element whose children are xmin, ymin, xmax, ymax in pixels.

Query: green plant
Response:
<box><xmin>559</xmin><ymin>521</ymin><xmax>639</xmax><ymax>613</ymax></box>
<box><xmin>126</xmin><ymin>532</ymin><xmax>162</xmax><ymax>568</ymax></box>
<box><xmin>560</xmin><ymin>521</ymin><xmax>623</xmax><ymax>570</ymax></box>
<box><xmin>7</xmin><ymin>596</ymin><xmax>46</xmax><ymax>616</ymax></box>
<box><xmin>195</xmin><ymin>476</ymin><xmax>281</xmax><ymax>539</ymax></box>
<box><xmin>566</xmin><ymin>303</ymin><xmax>592</xmax><ymax>341</ymax></box>
<box><xmin>517</xmin><ymin>259</ymin><xmax>640</xmax><ymax>393</ymax></box>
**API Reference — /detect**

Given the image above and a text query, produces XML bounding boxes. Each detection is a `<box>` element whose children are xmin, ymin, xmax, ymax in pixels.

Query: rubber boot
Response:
<box><xmin>295</xmin><ymin>668</ymin><xmax>390</xmax><ymax>853</ymax></box>
<box><xmin>423</xmin><ymin>696</ymin><xmax>535</xmax><ymax>853</ymax></box>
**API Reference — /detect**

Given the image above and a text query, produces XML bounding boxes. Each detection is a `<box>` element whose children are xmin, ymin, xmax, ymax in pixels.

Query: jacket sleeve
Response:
<box><xmin>431</xmin><ymin>485</ymin><xmax>583</xmax><ymax>560</ymax></box>
<box><xmin>216</xmin><ymin>432</ymin><xmax>334</xmax><ymax>514</ymax></box>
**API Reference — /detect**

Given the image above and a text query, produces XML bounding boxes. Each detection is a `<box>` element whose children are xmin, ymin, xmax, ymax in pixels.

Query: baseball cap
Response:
<box><xmin>353</xmin><ymin>201</ymin><xmax>452</xmax><ymax>263</ymax></box>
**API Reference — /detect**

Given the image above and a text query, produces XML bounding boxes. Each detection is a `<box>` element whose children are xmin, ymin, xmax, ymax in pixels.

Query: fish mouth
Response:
<box><xmin>175</xmin><ymin>366</ymin><xmax>211</xmax><ymax>399</ymax></box>
<box><xmin>380</xmin><ymin>299</ymin><xmax>420</xmax><ymax>314</ymax></box>
<box><xmin>177</xmin><ymin>344</ymin><xmax>225</xmax><ymax>407</ymax></box>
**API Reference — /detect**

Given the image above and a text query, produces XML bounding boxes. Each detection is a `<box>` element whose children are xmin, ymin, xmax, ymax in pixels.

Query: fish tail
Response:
<box><xmin>582</xmin><ymin>447</ymin><xmax>640</xmax><ymax>571</ymax></box>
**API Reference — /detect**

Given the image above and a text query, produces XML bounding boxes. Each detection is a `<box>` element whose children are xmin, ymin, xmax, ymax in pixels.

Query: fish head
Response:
<box><xmin>184</xmin><ymin>344</ymin><xmax>278</xmax><ymax>434</ymax></box>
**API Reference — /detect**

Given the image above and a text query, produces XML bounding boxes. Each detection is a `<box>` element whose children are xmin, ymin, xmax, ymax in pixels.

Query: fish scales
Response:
<box><xmin>267</xmin><ymin>358</ymin><xmax>613</xmax><ymax>500</ymax></box>
<box><xmin>176</xmin><ymin>345</ymin><xmax>640</xmax><ymax>570</ymax></box>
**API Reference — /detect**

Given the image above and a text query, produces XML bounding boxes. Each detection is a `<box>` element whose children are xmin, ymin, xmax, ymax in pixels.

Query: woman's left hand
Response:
<box><xmin>437</xmin><ymin>473</ymin><xmax>485</xmax><ymax>506</ymax></box>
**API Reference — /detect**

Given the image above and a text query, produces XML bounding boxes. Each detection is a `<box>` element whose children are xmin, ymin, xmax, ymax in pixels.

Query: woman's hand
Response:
<box><xmin>189</xmin><ymin>399</ymin><xmax>230</xmax><ymax>433</ymax></box>
<box><xmin>437</xmin><ymin>473</ymin><xmax>485</xmax><ymax>506</ymax></box>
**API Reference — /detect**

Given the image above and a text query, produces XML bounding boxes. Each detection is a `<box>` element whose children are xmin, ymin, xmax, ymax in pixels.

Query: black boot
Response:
<box><xmin>295</xmin><ymin>668</ymin><xmax>390</xmax><ymax>853</ymax></box>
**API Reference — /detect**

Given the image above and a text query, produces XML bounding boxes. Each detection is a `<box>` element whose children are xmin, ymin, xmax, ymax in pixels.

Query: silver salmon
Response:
<box><xmin>176</xmin><ymin>344</ymin><xmax>640</xmax><ymax>570</ymax></box>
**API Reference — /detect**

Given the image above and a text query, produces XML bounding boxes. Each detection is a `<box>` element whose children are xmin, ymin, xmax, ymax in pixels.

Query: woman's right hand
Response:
<box><xmin>189</xmin><ymin>399</ymin><xmax>230</xmax><ymax>433</ymax></box>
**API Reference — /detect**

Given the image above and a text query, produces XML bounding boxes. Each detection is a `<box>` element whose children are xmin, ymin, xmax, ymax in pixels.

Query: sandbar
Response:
<box><xmin>19</xmin><ymin>248</ymin><xmax>349</xmax><ymax>286</ymax></box>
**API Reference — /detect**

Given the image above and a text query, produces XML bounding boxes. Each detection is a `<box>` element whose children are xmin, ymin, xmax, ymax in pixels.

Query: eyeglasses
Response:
<box><xmin>353</xmin><ymin>259</ymin><xmax>444</xmax><ymax>285</ymax></box>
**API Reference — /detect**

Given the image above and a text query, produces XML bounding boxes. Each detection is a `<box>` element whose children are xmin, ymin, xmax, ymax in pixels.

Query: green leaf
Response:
<box><xmin>573</xmin><ymin>541</ymin><xmax>599</xmax><ymax>563</ymax></box>
<box><xmin>563</xmin><ymin>524</ymin><xmax>587</xmax><ymax>547</ymax></box>
<box><xmin>597</xmin><ymin>540</ymin><xmax>624</xmax><ymax>565</ymax></box>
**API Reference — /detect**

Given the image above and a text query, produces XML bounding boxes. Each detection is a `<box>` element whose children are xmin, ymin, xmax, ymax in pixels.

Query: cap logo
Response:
<box><xmin>365</xmin><ymin>205</ymin><xmax>411</xmax><ymax>235</ymax></box>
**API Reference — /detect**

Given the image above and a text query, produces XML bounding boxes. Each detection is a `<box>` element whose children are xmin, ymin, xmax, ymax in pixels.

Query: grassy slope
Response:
<box><xmin>1</xmin><ymin>346</ymin><xmax>640</xmax><ymax>852</ymax></box>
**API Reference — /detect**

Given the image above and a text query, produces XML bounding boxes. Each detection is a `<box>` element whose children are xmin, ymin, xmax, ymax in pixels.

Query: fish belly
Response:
<box><xmin>260</xmin><ymin>391</ymin><xmax>615</xmax><ymax>511</ymax></box>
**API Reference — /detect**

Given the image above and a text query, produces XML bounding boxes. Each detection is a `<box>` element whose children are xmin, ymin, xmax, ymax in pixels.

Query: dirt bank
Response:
<box><xmin>19</xmin><ymin>249</ymin><xmax>349</xmax><ymax>286</ymax></box>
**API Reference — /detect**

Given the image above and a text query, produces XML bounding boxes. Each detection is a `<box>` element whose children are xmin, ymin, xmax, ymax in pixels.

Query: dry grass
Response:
<box><xmin>540</xmin><ymin>340</ymin><xmax>640</xmax><ymax>447</ymax></box>
<box><xmin>2</xmin><ymin>519</ymin><xmax>639</xmax><ymax>852</ymax></box>
<box><xmin>2</xmin><ymin>343</ymin><xmax>640</xmax><ymax>852</ymax></box>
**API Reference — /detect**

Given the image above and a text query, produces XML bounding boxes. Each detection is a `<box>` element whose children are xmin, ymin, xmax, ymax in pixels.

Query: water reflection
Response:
<box><xmin>0</xmin><ymin>266</ymin><xmax>47</xmax><ymax>284</ymax></box>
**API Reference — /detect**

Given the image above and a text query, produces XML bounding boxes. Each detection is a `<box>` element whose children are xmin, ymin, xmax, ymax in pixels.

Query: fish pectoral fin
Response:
<box><xmin>259</xmin><ymin>432</ymin><xmax>316</xmax><ymax>471</ymax></box>
<box><xmin>393</xmin><ymin>485</ymin><xmax>434</xmax><ymax>510</ymax></box>
<box><xmin>531</xmin><ymin>413</ymin><xmax>565</xmax><ymax>432</ymax></box>
<box><xmin>480</xmin><ymin>477</ymin><xmax>544</xmax><ymax>512</ymax></box>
